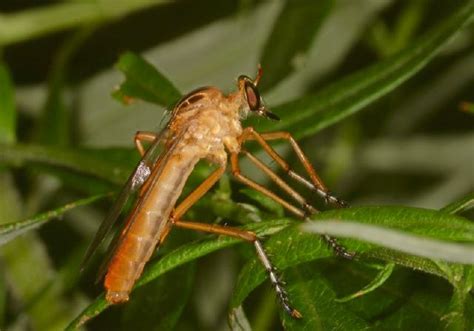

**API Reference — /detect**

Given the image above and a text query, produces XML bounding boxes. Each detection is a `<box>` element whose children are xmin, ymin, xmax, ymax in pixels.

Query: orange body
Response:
<box><xmin>84</xmin><ymin>68</ymin><xmax>338</xmax><ymax>318</ymax></box>
<box><xmin>104</xmin><ymin>152</ymin><xmax>199</xmax><ymax>303</ymax></box>
<box><xmin>102</xmin><ymin>87</ymin><xmax>244</xmax><ymax>303</ymax></box>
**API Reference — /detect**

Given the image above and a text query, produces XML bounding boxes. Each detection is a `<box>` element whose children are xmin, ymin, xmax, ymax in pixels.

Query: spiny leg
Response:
<box><xmin>321</xmin><ymin>234</ymin><xmax>354</xmax><ymax>260</ymax></box>
<box><xmin>167</xmin><ymin>162</ymin><xmax>302</xmax><ymax>318</ymax></box>
<box><xmin>173</xmin><ymin>220</ymin><xmax>302</xmax><ymax>319</ymax></box>
<box><xmin>260</xmin><ymin>131</ymin><xmax>347</xmax><ymax>207</ymax></box>
<box><xmin>241</xmin><ymin>128</ymin><xmax>347</xmax><ymax>207</ymax></box>
<box><xmin>237</xmin><ymin>128</ymin><xmax>354</xmax><ymax>259</ymax></box>
<box><xmin>242</xmin><ymin>149</ymin><xmax>317</xmax><ymax>216</ymax></box>
<box><xmin>231</xmin><ymin>152</ymin><xmax>306</xmax><ymax>218</ymax></box>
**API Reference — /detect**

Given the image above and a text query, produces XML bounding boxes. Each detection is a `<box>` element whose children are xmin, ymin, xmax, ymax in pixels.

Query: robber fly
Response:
<box><xmin>82</xmin><ymin>66</ymin><xmax>353</xmax><ymax>319</ymax></box>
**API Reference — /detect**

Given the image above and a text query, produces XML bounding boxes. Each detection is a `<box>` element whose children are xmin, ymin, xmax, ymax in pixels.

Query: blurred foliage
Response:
<box><xmin>0</xmin><ymin>1</ymin><xmax>473</xmax><ymax>330</ymax></box>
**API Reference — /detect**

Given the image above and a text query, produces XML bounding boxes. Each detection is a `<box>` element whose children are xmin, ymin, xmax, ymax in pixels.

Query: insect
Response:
<box><xmin>82</xmin><ymin>66</ymin><xmax>353</xmax><ymax>319</ymax></box>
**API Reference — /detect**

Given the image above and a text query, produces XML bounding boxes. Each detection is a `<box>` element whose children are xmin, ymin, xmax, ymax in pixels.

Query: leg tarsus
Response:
<box><xmin>174</xmin><ymin>219</ymin><xmax>301</xmax><ymax>319</ymax></box>
<box><xmin>236</xmin><ymin>128</ymin><xmax>354</xmax><ymax>260</ymax></box>
<box><xmin>248</xmin><ymin>129</ymin><xmax>347</xmax><ymax>208</ymax></box>
<box><xmin>254</xmin><ymin>240</ymin><xmax>302</xmax><ymax>319</ymax></box>
<box><xmin>236</xmin><ymin>129</ymin><xmax>355</xmax><ymax>263</ymax></box>
<box><xmin>323</xmin><ymin>190</ymin><xmax>349</xmax><ymax>208</ymax></box>
<box><xmin>322</xmin><ymin>234</ymin><xmax>355</xmax><ymax>260</ymax></box>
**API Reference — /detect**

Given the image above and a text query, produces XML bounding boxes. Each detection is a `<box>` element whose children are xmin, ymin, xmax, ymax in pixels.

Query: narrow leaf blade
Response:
<box><xmin>0</xmin><ymin>193</ymin><xmax>108</xmax><ymax>246</ymax></box>
<box><xmin>0</xmin><ymin>62</ymin><xmax>15</xmax><ymax>144</ymax></box>
<box><xmin>121</xmin><ymin>264</ymin><xmax>196</xmax><ymax>331</ymax></box>
<box><xmin>254</xmin><ymin>1</ymin><xmax>474</xmax><ymax>139</ymax></box>
<box><xmin>280</xmin><ymin>264</ymin><xmax>370</xmax><ymax>330</ymax></box>
<box><xmin>0</xmin><ymin>143</ymin><xmax>136</xmax><ymax>185</ymax></box>
<box><xmin>303</xmin><ymin>221</ymin><xmax>474</xmax><ymax>264</ymax></box>
<box><xmin>112</xmin><ymin>51</ymin><xmax>182</xmax><ymax>108</ymax></box>
<box><xmin>441</xmin><ymin>192</ymin><xmax>474</xmax><ymax>215</ymax></box>
<box><xmin>335</xmin><ymin>263</ymin><xmax>395</xmax><ymax>303</ymax></box>
<box><xmin>231</xmin><ymin>206</ymin><xmax>474</xmax><ymax>316</ymax></box>
<box><xmin>259</xmin><ymin>0</ymin><xmax>333</xmax><ymax>91</ymax></box>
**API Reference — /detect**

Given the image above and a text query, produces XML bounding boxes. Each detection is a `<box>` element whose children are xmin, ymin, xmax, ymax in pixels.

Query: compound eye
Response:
<box><xmin>245</xmin><ymin>83</ymin><xmax>261</xmax><ymax>111</ymax></box>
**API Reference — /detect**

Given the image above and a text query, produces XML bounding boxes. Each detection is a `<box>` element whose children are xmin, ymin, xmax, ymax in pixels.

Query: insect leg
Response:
<box><xmin>242</xmin><ymin>150</ymin><xmax>317</xmax><ymax>216</ymax></box>
<box><xmin>134</xmin><ymin>131</ymin><xmax>158</xmax><ymax>157</ymax></box>
<box><xmin>231</xmin><ymin>152</ymin><xmax>306</xmax><ymax>218</ymax></box>
<box><xmin>172</xmin><ymin>166</ymin><xmax>226</xmax><ymax>220</ymax></box>
<box><xmin>237</xmin><ymin>128</ymin><xmax>354</xmax><ymax>259</ymax></box>
<box><xmin>173</xmin><ymin>220</ymin><xmax>302</xmax><ymax>319</ymax></box>
<box><xmin>241</xmin><ymin>128</ymin><xmax>347</xmax><ymax>208</ymax></box>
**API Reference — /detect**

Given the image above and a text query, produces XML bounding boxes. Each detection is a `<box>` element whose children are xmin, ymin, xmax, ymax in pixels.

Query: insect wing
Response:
<box><xmin>81</xmin><ymin>128</ymin><xmax>170</xmax><ymax>271</ymax></box>
<box><xmin>94</xmin><ymin>130</ymin><xmax>186</xmax><ymax>282</ymax></box>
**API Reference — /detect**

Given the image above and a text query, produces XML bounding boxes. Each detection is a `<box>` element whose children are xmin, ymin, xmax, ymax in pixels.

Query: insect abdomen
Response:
<box><xmin>104</xmin><ymin>153</ymin><xmax>198</xmax><ymax>303</ymax></box>
<box><xmin>104</xmin><ymin>228</ymin><xmax>155</xmax><ymax>303</ymax></box>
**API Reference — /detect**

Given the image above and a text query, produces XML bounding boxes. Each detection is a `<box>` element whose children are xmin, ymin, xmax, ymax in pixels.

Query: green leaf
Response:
<box><xmin>443</xmin><ymin>286</ymin><xmax>474</xmax><ymax>330</ymax></box>
<box><xmin>0</xmin><ymin>270</ymin><xmax>5</xmax><ymax>328</ymax></box>
<box><xmin>303</xmin><ymin>206</ymin><xmax>474</xmax><ymax>264</ymax></box>
<box><xmin>303</xmin><ymin>221</ymin><xmax>474</xmax><ymax>264</ymax></box>
<box><xmin>0</xmin><ymin>144</ymin><xmax>136</xmax><ymax>185</ymax></box>
<box><xmin>231</xmin><ymin>226</ymin><xmax>334</xmax><ymax>315</ymax></box>
<box><xmin>279</xmin><ymin>263</ymin><xmax>370</xmax><ymax>330</ymax></box>
<box><xmin>347</xmin><ymin>267</ymin><xmax>454</xmax><ymax>330</ymax></box>
<box><xmin>121</xmin><ymin>264</ymin><xmax>196</xmax><ymax>331</ymax></box>
<box><xmin>37</xmin><ymin>27</ymin><xmax>96</xmax><ymax>146</ymax></box>
<box><xmin>259</xmin><ymin>0</ymin><xmax>333</xmax><ymax>91</ymax></box>
<box><xmin>0</xmin><ymin>193</ymin><xmax>108</xmax><ymax>246</ymax></box>
<box><xmin>0</xmin><ymin>174</ymin><xmax>80</xmax><ymax>330</ymax></box>
<box><xmin>0</xmin><ymin>143</ymin><xmax>215</xmax><ymax>197</ymax></box>
<box><xmin>438</xmin><ymin>265</ymin><xmax>474</xmax><ymax>330</ymax></box>
<box><xmin>285</xmin><ymin>261</ymin><xmax>453</xmax><ymax>330</ymax></box>
<box><xmin>0</xmin><ymin>174</ymin><xmax>18</xmax><ymax>329</ymax></box>
<box><xmin>252</xmin><ymin>1</ymin><xmax>474</xmax><ymax>138</ymax></box>
<box><xmin>112</xmin><ymin>51</ymin><xmax>182</xmax><ymax>108</ymax></box>
<box><xmin>0</xmin><ymin>0</ymin><xmax>168</xmax><ymax>47</ymax></box>
<box><xmin>0</xmin><ymin>62</ymin><xmax>15</xmax><ymax>144</ymax></box>
<box><xmin>309</xmin><ymin>206</ymin><xmax>474</xmax><ymax>242</ymax></box>
<box><xmin>240</xmin><ymin>188</ymin><xmax>284</xmax><ymax>217</ymax></box>
<box><xmin>206</xmin><ymin>175</ymin><xmax>262</xmax><ymax>224</ymax></box>
<box><xmin>441</xmin><ymin>192</ymin><xmax>474</xmax><ymax>215</ymax></box>
<box><xmin>231</xmin><ymin>206</ymin><xmax>474</xmax><ymax>316</ymax></box>
<box><xmin>65</xmin><ymin>219</ymin><xmax>291</xmax><ymax>330</ymax></box>
<box><xmin>367</xmin><ymin>0</ymin><xmax>427</xmax><ymax>57</ymax></box>
<box><xmin>228</xmin><ymin>306</ymin><xmax>252</xmax><ymax>331</ymax></box>
<box><xmin>208</xmin><ymin>195</ymin><xmax>262</xmax><ymax>225</ymax></box>
<box><xmin>335</xmin><ymin>262</ymin><xmax>395</xmax><ymax>303</ymax></box>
